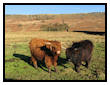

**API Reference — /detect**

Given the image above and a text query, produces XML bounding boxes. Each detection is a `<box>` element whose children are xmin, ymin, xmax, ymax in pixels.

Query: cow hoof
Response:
<box><xmin>75</xmin><ymin>69</ymin><xmax>80</xmax><ymax>73</ymax></box>
<box><xmin>87</xmin><ymin>65</ymin><xmax>90</xmax><ymax>69</ymax></box>
<box><xmin>48</xmin><ymin>72</ymin><xmax>51</xmax><ymax>75</ymax></box>
<box><xmin>54</xmin><ymin>70</ymin><xmax>58</xmax><ymax>73</ymax></box>
<box><xmin>77</xmin><ymin>71</ymin><xmax>80</xmax><ymax>73</ymax></box>
<box><xmin>35</xmin><ymin>67</ymin><xmax>38</xmax><ymax>69</ymax></box>
<box><xmin>56</xmin><ymin>71</ymin><xmax>58</xmax><ymax>73</ymax></box>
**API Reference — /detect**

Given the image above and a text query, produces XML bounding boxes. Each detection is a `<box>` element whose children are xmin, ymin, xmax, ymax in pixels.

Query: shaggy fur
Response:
<box><xmin>66</xmin><ymin>40</ymin><xmax>93</xmax><ymax>73</ymax></box>
<box><xmin>29</xmin><ymin>38</ymin><xmax>61</xmax><ymax>73</ymax></box>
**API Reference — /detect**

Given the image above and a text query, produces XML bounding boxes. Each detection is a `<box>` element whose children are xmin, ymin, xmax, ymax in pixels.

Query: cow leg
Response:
<box><xmin>46</xmin><ymin>64</ymin><xmax>51</xmax><ymax>74</ymax></box>
<box><xmin>74</xmin><ymin>64</ymin><xmax>77</xmax><ymax>72</ymax></box>
<box><xmin>45</xmin><ymin>56</ymin><xmax>52</xmax><ymax>74</ymax></box>
<box><xmin>86</xmin><ymin>57</ymin><xmax>91</xmax><ymax>68</ymax></box>
<box><xmin>76</xmin><ymin>63</ymin><xmax>81</xmax><ymax>73</ymax></box>
<box><xmin>54</xmin><ymin>66</ymin><xmax>57</xmax><ymax>73</ymax></box>
<box><xmin>48</xmin><ymin>66</ymin><xmax>51</xmax><ymax>74</ymax></box>
<box><xmin>76</xmin><ymin>65</ymin><xmax>80</xmax><ymax>73</ymax></box>
<box><xmin>53</xmin><ymin>62</ymin><xmax>58</xmax><ymax>73</ymax></box>
<box><xmin>31</xmin><ymin>55</ymin><xmax>38</xmax><ymax>69</ymax></box>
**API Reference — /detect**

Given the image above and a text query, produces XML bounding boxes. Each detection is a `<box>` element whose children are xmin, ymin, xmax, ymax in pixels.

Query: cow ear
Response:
<box><xmin>50</xmin><ymin>45</ymin><xmax>52</xmax><ymax>51</ymax></box>
<box><xmin>45</xmin><ymin>42</ymin><xmax>52</xmax><ymax>51</ymax></box>
<box><xmin>46</xmin><ymin>44</ymin><xmax>52</xmax><ymax>51</ymax></box>
<box><xmin>74</xmin><ymin>48</ymin><xmax>78</xmax><ymax>51</ymax></box>
<box><xmin>72</xmin><ymin>41</ymin><xmax>75</xmax><ymax>43</ymax></box>
<box><xmin>45</xmin><ymin>44</ymin><xmax>49</xmax><ymax>48</ymax></box>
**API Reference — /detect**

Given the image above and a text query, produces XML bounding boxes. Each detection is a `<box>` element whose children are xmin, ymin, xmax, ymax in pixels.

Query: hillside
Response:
<box><xmin>5</xmin><ymin>12</ymin><xmax>105</xmax><ymax>32</ymax></box>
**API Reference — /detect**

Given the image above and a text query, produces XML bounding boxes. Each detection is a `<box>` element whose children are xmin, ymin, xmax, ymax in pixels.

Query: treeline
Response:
<box><xmin>40</xmin><ymin>23</ymin><xmax>69</xmax><ymax>31</ymax></box>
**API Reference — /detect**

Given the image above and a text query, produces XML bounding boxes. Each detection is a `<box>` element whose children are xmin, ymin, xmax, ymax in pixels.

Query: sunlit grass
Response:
<box><xmin>5</xmin><ymin>31</ymin><xmax>105</xmax><ymax>80</ymax></box>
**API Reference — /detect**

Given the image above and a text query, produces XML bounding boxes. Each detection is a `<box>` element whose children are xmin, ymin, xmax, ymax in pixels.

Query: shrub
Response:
<box><xmin>41</xmin><ymin>20</ymin><xmax>44</xmax><ymax>23</ymax></box>
<box><xmin>18</xmin><ymin>24</ymin><xmax>22</xmax><ymax>27</ymax></box>
<box><xmin>40</xmin><ymin>23</ymin><xmax>69</xmax><ymax>31</ymax></box>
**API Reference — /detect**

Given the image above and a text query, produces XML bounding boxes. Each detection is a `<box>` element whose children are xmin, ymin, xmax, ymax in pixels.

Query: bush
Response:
<box><xmin>40</xmin><ymin>23</ymin><xmax>69</xmax><ymax>31</ymax></box>
<box><xmin>18</xmin><ymin>24</ymin><xmax>22</xmax><ymax>27</ymax></box>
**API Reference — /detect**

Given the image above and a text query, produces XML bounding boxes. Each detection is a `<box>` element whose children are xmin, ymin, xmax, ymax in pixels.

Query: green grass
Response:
<box><xmin>5</xmin><ymin>31</ymin><xmax>105</xmax><ymax>80</ymax></box>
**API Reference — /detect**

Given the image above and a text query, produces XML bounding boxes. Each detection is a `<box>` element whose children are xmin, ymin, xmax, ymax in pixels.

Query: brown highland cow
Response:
<box><xmin>29</xmin><ymin>38</ymin><xmax>61</xmax><ymax>73</ymax></box>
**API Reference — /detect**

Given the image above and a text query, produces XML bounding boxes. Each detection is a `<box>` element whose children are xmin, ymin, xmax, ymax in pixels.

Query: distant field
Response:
<box><xmin>5</xmin><ymin>31</ymin><xmax>105</xmax><ymax>80</ymax></box>
<box><xmin>5</xmin><ymin>12</ymin><xmax>105</xmax><ymax>32</ymax></box>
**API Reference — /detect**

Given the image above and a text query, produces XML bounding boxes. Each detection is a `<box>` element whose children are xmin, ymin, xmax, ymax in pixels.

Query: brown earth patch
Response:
<box><xmin>5</xmin><ymin>58</ymin><xmax>21</xmax><ymax>62</ymax></box>
<box><xmin>5</xmin><ymin>13</ymin><xmax>105</xmax><ymax>32</ymax></box>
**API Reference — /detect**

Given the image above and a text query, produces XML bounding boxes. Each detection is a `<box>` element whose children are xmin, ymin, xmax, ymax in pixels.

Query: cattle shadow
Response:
<box><xmin>13</xmin><ymin>54</ymin><xmax>31</xmax><ymax>65</ymax></box>
<box><xmin>13</xmin><ymin>54</ymin><xmax>67</xmax><ymax>72</ymax></box>
<box><xmin>57</xmin><ymin>57</ymin><xmax>67</xmax><ymax>68</ymax></box>
<box><xmin>13</xmin><ymin>54</ymin><xmax>47</xmax><ymax>72</ymax></box>
<box><xmin>73</xmin><ymin>31</ymin><xmax>105</xmax><ymax>35</ymax></box>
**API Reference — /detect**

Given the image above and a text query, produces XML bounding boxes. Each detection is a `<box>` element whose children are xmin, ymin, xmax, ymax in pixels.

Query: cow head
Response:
<box><xmin>44</xmin><ymin>42</ymin><xmax>61</xmax><ymax>55</ymax></box>
<box><xmin>66</xmin><ymin>47</ymin><xmax>79</xmax><ymax>61</ymax></box>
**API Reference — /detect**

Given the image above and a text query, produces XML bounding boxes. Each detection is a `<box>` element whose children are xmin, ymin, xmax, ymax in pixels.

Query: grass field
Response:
<box><xmin>5</xmin><ymin>31</ymin><xmax>105</xmax><ymax>80</ymax></box>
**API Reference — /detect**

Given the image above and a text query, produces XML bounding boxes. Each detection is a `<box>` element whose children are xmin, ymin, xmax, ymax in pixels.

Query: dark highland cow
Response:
<box><xmin>66</xmin><ymin>40</ymin><xmax>93</xmax><ymax>73</ymax></box>
<box><xmin>29</xmin><ymin>38</ymin><xmax>61</xmax><ymax>73</ymax></box>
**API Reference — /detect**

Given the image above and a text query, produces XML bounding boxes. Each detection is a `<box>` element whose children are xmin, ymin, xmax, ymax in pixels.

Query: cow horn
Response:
<box><xmin>44</xmin><ymin>42</ymin><xmax>51</xmax><ymax>44</ymax></box>
<box><xmin>62</xmin><ymin>47</ymin><xmax>66</xmax><ymax>50</ymax></box>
